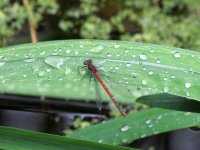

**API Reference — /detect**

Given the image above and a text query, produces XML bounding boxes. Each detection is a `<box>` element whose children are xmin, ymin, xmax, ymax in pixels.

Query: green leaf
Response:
<box><xmin>137</xmin><ymin>93</ymin><xmax>200</xmax><ymax>113</ymax></box>
<box><xmin>68</xmin><ymin>108</ymin><xmax>200</xmax><ymax>145</ymax></box>
<box><xmin>0</xmin><ymin>40</ymin><xmax>199</xmax><ymax>103</ymax></box>
<box><xmin>0</xmin><ymin>126</ymin><xmax>134</xmax><ymax>150</ymax></box>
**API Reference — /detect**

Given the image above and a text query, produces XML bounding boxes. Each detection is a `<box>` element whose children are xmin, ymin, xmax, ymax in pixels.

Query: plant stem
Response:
<box><xmin>23</xmin><ymin>0</ymin><xmax>38</xmax><ymax>43</ymax></box>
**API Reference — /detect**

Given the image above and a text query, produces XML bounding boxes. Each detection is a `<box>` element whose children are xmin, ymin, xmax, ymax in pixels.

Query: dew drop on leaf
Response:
<box><xmin>115</xmin><ymin>66</ymin><xmax>119</xmax><ymax>70</ymax></box>
<box><xmin>184</xmin><ymin>112</ymin><xmax>191</xmax><ymax>115</ymax></box>
<box><xmin>126</xmin><ymin>63</ymin><xmax>131</xmax><ymax>67</ymax></box>
<box><xmin>156</xmin><ymin>59</ymin><xmax>160</xmax><ymax>64</ymax></box>
<box><xmin>122</xmin><ymin>138</ymin><xmax>128</xmax><ymax>143</ymax></box>
<box><xmin>145</xmin><ymin>119</ymin><xmax>151</xmax><ymax>124</ymax></box>
<box><xmin>174</xmin><ymin>52</ymin><xmax>181</xmax><ymax>58</ymax></box>
<box><xmin>65</xmin><ymin>67</ymin><xmax>72</xmax><ymax>75</ymax></box>
<box><xmin>171</xmin><ymin>75</ymin><xmax>175</xmax><ymax>79</ymax></box>
<box><xmin>148</xmin><ymin>71</ymin><xmax>154</xmax><ymax>75</ymax></box>
<box><xmin>46</xmin><ymin>69</ymin><xmax>51</xmax><ymax>72</ymax></box>
<box><xmin>114</xmin><ymin>44</ymin><xmax>120</xmax><ymax>48</ymax></box>
<box><xmin>107</xmin><ymin>53</ymin><xmax>112</xmax><ymax>57</ymax></box>
<box><xmin>163</xmin><ymin>77</ymin><xmax>168</xmax><ymax>81</ymax></box>
<box><xmin>116</xmin><ymin>53</ymin><xmax>120</xmax><ymax>57</ymax></box>
<box><xmin>90</xmin><ymin>45</ymin><xmax>105</xmax><ymax>53</ymax></box>
<box><xmin>44</xmin><ymin>56</ymin><xmax>66</xmax><ymax>69</ymax></box>
<box><xmin>148</xmin><ymin>124</ymin><xmax>153</xmax><ymax>128</ymax></box>
<box><xmin>23</xmin><ymin>58</ymin><xmax>35</xmax><ymax>63</ymax></box>
<box><xmin>38</xmin><ymin>71</ymin><xmax>45</xmax><ymax>77</ymax></box>
<box><xmin>186</xmin><ymin>92</ymin><xmax>191</xmax><ymax>97</ymax></box>
<box><xmin>0</xmin><ymin>62</ymin><xmax>5</xmax><ymax>67</ymax></box>
<box><xmin>40</xmin><ymin>51</ymin><xmax>46</xmax><ymax>56</ymax></box>
<box><xmin>141</xmin><ymin>80</ymin><xmax>148</xmax><ymax>85</ymax></box>
<box><xmin>185</xmin><ymin>82</ymin><xmax>192</xmax><ymax>88</ymax></box>
<box><xmin>141</xmin><ymin>134</ymin><xmax>146</xmax><ymax>138</ymax></box>
<box><xmin>163</xmin><ymin>86</ymin><xmax>169</xmax><ymax>93</ymax></box>
<box><xmin>139</xmin><ymin>53</ymin><xmax>147</xmax><ymax>60</ymax></box>
<box><xmin>120</xmin><ymin>125</ymin><xmax>129</xmax><ymax>132</ymax></box>
<box><xmin>22</xmin><ymin>74</ymin><xmax>27</xmax><ymax>78</ymax></box>
<box><xmin>157</xmin><ymin>115</ymin><xmax>162</xmax><ymax>120</ymax></box>
<box><xmin>98</xmin><ymin>139</ymin><xmax>103</xmax><ymax>143</ymax></box>
<box><xmin>65</xmin><ymin>50</ymin><xmax>71</xmax><ymax>54</ymax></box>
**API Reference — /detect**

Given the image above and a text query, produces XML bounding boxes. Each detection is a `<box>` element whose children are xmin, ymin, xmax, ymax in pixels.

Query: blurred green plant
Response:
<box><xmin>0</xmin><ymin>0</ymin><xmax>26</xmax><ymax>45</ymax></box>
<box><xmin>0</xmin><ymin>0</ymin><xmax>58</xmax><ymax>46</ymax></box>
<box><xmin>0</xmin><ymin>0</ymin><xmax>200</xmax><ymax>50</ymax></box>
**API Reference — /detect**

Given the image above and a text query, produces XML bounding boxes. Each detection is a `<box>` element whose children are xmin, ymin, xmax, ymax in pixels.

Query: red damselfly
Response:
<box><xmin>83</xmin><ymin>59</ymin><xmax>126</xmax><ymax>118</ymax></box>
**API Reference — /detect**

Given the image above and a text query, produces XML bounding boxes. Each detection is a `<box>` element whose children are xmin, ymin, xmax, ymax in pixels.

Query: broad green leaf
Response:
<box><xmin>137</xmin><ymin>93</ymin><xmax>200</xmax><ymax>113</ymax></box>
<box><xmin>68</xmin><ymin>108</ymin><xmax>200</xmax><ymax>145</ymax></box>
<box><xmin>0</xmin><ymin>40</ymin><xmax>199</xmax><ymax>103</ymax></box>
<box><xmin>0</xmin><ymin>126</ymin><xmax>134</xmax><ymax>150</ymax></box>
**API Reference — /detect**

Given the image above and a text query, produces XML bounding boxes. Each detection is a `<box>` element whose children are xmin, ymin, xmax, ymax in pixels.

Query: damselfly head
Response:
<box><xmin>84</xmin><ymin>59</ymin><xmax>92</xmax><ymax>65</ymax></box>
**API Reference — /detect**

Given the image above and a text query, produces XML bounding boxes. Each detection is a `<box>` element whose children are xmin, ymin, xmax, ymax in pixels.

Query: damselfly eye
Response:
<box><xmin>88</xmin><ymin>59</ymin><xmax>92</xmax><ymax>63</ymax></box>
<box><xmin>84</xmin><ymin>59</ymin><xmax>92</xmax><ymax>65</ymax></box>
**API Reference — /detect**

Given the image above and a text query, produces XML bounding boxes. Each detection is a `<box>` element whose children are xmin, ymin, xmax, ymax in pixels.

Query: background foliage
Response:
<box><xmin>0</xmin><ymin>0</ymin><xmax>200</xmax><ymax>51</ymax></box>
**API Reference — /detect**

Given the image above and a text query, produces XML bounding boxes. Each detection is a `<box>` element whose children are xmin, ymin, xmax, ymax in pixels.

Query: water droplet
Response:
<box><xmin>163</xmin><ymin>77</ymin><xmax>167</xmax><ymax>81</ymax></box>
<box><xmin>126</xmin><ymin>63</ymin><xmax>131</xmax><ymax>67</ymax></box>
<box><xmin>145</xmin><ymin>119</ymin><xmax>151</xmax><ymax>124</ymax></box>
<box><xmin>65</xmin><ymin>67</ymin><xmax>72</xmax><ymax>75</ymax></box>
<box><xmin>174</xmin><ymin>52</ymin><xmax>181</xmax><ymax>58</ymax></box>
<box><xmin>115</xmin><ymin>66</ymin><xmax>119</xmax><ymax>70</ymax></box>
<box><xmin>139</xmin><ymin>53</ymin><xmax>147</xmax><ymax>60</ymax></box>
<box><xmin>171</xmin><ymin>75</ymin><xmax>175</xmax><ymax>79</ymax></box>
<box><xmin>148</xmin><ymin>71</ymin><xmax>154</xmax><ymax>75</ymax></box>
<box><xmin>141</xmin><ymin>134</ymin><xmax>146</xmax><ymax>138</ymax></box>
<box><xmin>0</xmin><ymin>56</ymin><xmax>4</xmax><ymax>60</ymax></box>
<box><xmin>44</xmin><ymin>56</ymin><xmax>68</xmax><ymax>69</ymax></box>
<box><xmin>157</xmin><ymin>115</ymin><xmax>162</xmax><ymax>120</ymax></box>
<box><xmin>148</xmin><ymin>124</ymin><xmax>153</xmax><ymax>128</ymax></box>
<box><xmin>141</xmin><ymin>80</ymin><xmax>147</xmax><ymax>85</ymax></box>
<box><xmin>1</xmin><ymin>79</ymin><xmax>7</xmax><ymax>83</ymax></box>
<box><xmin>186</xmin><ymin>92</ymin><xmax>191</xmax><ymax>97</ymax></box>
<box><xmin>120</xmin><ymin>125</ymin><xmax>129</xmax><ymax>132</ymax></box>
<box><xmin>163</xmin><ymin>86</ymin><xmax>169</xmax><ymax>93</ymax></box>
<box><xmin>38</xmin><ymin>71</ymin><xmax>45</xmax><ymax>77</ymax></box>
<box><xmin>23</xmin><ymin>58</ymin><xmax>35</xmax><ymax>63</ymax></box>
<box><xmin>185</xmin><ymin>112</ymin><xmax>191</xmax><ymax>115</ymax></box>
<box><xmin>125</xmin><ymin>50</ymin><xmax>129</xmax><ymax>53</ymax></box>
<box><xmin>0</xmin><ymin>62</ymin><xmax>5</xmax><ymax>67</ymax></box>
<box><xmin>114</xmin><ymin>44</ymin><xmax>120</xmax><ymax>48</ymax></box>
<box><xmin>142</xmin><ymin>67</ymin><xmax>147</xmax><ymax>71</ymax></box>
<box><xmin>156</xmin><ymin>59</ymin><xmax>160</xmax><ymax>64</ymax></box>
<box><xmin>107</xmin><ymin>53</ymin><xmax>112</xmax><ymax>57</ymax></box>
<box><xmin>65</xmin><ymin>50</ymin><xmax>71</xmax><ymax>54</ymax></box>
<box><xmin>116</xmin><ymin>53</ymin><xmax>120</xmax><ymax>57</ymax></box>
<box><xmin>149</xmin><ymin>49</ymin><xmax>154</xmax><ymax>53</ymax></box>
<box><xmin>185</xmin><ymin>82</ymin><xmax>191</xmax><ymax>88</ymax></box>
<box><xmin>98</xmin><ymin>139</ymin><xmax>103</xmax><ymax>143</ymax></box>
<box><xmin>40</xmin><ymin>51</ymin><xmax>46</xmax><ymax>56</ymax></box>
<box><xmin>80</xmin><ymin>44</ymin><xmax>84</xmax><ymax>48</ymax></box>
<box><xmin>46</xmin><ymin>69</ymin><xmax>51</xmax><ymax>72</ymax></box>
<box><xmin>122</xmin><ymin>138</ymin><xmax>128</xmax><ymax>143</ymax></box>
<box><xmin>90</xmin><ymin>45</ymin><xmax>104</xmax><ymax>53</ymax></box>
<box><xmin>22</xmin><ymin>74</ymin><xmax>27</xmax><ymax>78</ymax></box>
